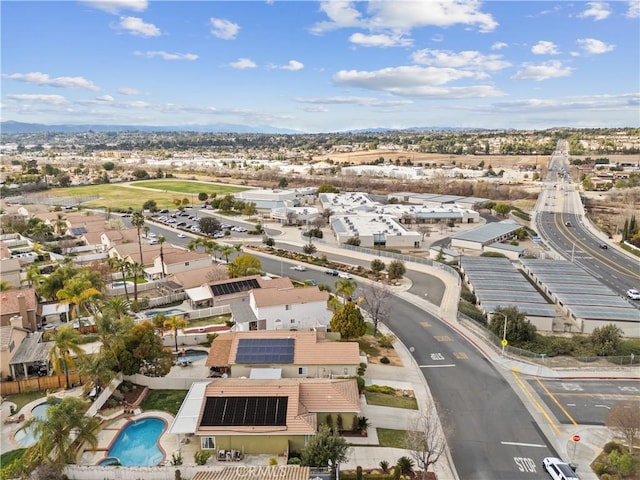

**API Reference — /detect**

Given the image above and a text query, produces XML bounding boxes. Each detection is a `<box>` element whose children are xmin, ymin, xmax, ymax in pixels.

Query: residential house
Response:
<box><xmin>146</xmin><ymin>249</ymin><xmax>214</xmax><ymax>280</ymax></box>
<box><xmin>206</xmin><ymin>330</ymin><xmax>361</xmax><ymax>379</ymax></box>
<box><xmin>169</xmin><ymin>377</ymin><xmax>360</xmax><ymax>456</ymax></box>
<box><xmin>0</xmin><ymin>288</ymin><xmax>38</xmax><ymax>330</ymax></box>
<box><xmin>233</xmin><ymin>285</ymin><xmax>331</xmax><ymax>332</ymax></box>
<box><xmin>209</xmin><ymin>275</ymin><xmax>293</xmax><ymax>307</ymax></box>
<box><xmin>0</xmin><ymin>322</ymin><xmax>30</xmax><ymax>381</ymax></box>
<box><xmin>99</xmin><ymin>228</ymin><xmax>140</xmax><ymax>251</ymax></box>
<box><xmin>0</xmin><ymin>258</ymin><xmax>22</xmax><ymax>288</ymax></box>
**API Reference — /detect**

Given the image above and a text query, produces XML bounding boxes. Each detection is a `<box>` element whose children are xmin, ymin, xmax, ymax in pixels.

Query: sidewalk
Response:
<box><xmin>258</xmin><ymin>220</ymin><xmax>639</xmax><ymax>479</ymax></box>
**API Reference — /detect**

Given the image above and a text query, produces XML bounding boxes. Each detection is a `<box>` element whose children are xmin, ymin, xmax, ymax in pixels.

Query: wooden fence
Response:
<box><xmin>0</xmin><ymin>372</ymin><xmax>84</xmax><ymax>396</ymax></box>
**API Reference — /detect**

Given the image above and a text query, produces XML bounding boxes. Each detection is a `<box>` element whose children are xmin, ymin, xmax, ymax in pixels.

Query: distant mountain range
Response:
<box><xmin>0</xmin><ymin>120</ymin><xmax>469</xmax><ymax>135</ymax></box>
<box><xmin>0</xmin><ymin>121</ymin><xmax>305</xmax><ymax>135</ymax></box>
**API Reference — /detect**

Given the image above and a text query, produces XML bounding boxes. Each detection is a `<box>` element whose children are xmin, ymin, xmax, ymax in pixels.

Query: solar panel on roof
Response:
<box><xmin>211</xmin><ymin>278</ymin><xmax>260</xmax><ymax>297</ymax></box>
<box><xmin>200</xmin><ymin>396</ymin><xmax>288</xmax><ymax>426</ymax></box>
<box><xmin>235</xmin><ymin>338</ymin><xmax>295</xmax><ymax>364</ymax></box>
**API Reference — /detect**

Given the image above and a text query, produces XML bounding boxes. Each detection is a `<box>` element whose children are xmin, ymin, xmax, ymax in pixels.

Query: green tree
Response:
<box><xmin>493</xmin><ymin>203</ymin><xmax>512</xmax><ymax>216</ymax></box>
<box><xmin>228</xmin><ymin>254</ymin><xmax>263</xmax><ymax>278</ymax></box>
<box><xmin>242</xmin><ymin>202</ymin><xmax>257</xmax><ymax>216</ymax></box>
<box><xmin>142</xmin><ymin>199</ymin><xmax>157</xmax><ymax>212</ymax></box>
<box><xmin>370</xmin><ymin>259</ymin><xmax>385</xmax><ymax>276</ymax></box>
<box><xmin>103</xmin><ymin>161</ymin><xmax>115</xmax><ymax>171</ymax></box>
<box><xmin>24</xmin><ymin>397</ymin><xmax>99</xmax><ymax>472</ymax></box>
<box><xmin>278</xmin><ymin>177</ymin><xmax>289</xmax><ymax>188</ymax></box>
<box><xmin>330</xmin><ymin>302</ymin><xmax>366</xmax><ymax>340</ymax></box>
<box><xmin>317</xmin><ymin>184</ymin><xmax>339</xmax><ymax>194</ymax></box>
<box><xmin>48</xmin><ymin>326</ymin><xmax>85</xmax><ymax>388</ymax></box>
<box><xmin>158</xmin><ymin>235</ymin><xmax>166</xmax><ymax>278</ymax></box>
<box><xmin>0</xmin><ymin>280</ymin><xmax>14</xmax><ymax>291</ymax></box>
<box><xmin>197</xmin><ymin>192</ymin><xmax>209</xmax><ymax>202</ymax></box>
<box><xmin>387</xmin><ymin>259</ymin><xmax>406</xmax><ymax>280</ymax></box>
<box><xmin>108</xmin><ymin>257</ymin><xmax>130</xmax><ymax>300</ymax></box>
<box><xmin>220</xmin><ymin>245</ymin><xmax>235</xmax><ymax>263</ymax></box>
<box><xmin>164</xmin><ymin>315</ymin><xmax>188</xmax><ymax>352</ymax></box>
<box><xmin>101</xmin><ymin>296</ymin><xmax>131</xmax><ymax>320</ymax></box>
<box><xmin>590</xmin><ymin>324</ymin><xmax>623</xmax><ymax>356</ymax></box>
<box><xmin>606</xmin><ymin>400</ymin><xmax>640</xmax><ymax>454</ymax></box>
<box><xmin>300</xmin><ymin>424</ymin><xmax>350</xmax><ymax>476</ymax></box>
<box><xmin>199</xmin><ymin>216</ymin><xmax>221</xmax><ymax>235</ymax></box>
<box><xmin>488</xmin><ymin>307</ymin><xmax>536</xmax><ymax>344</ymax></box>
<box><xmin>131</xmin><ymin>210</ymin><xmax>146</xmax><ymax>265</ymax></box>
<box><xmin>395</xmin><ymin>456</ymin><xmax>415</xmax><ymax>477</ymax></box>
<box><xmin>119</xmin><ymin>321</ymin><xmax>172</xmax><ymax>376</ymax></box>
<box><xmin>128</xmin><ymin>261</ymin><xmax>145</xmax><ymax>302</ymax></box>
<box><xmin>56</xmin><ymin>277</ymin><xmax>101</xmax><ymax>320</ymax></box>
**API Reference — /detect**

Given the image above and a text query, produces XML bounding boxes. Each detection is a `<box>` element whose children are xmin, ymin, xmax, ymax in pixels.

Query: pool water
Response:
<box><xmin>145</xmin><ymin>308</ymin><xmax>185</xmax><ymax>318</ymax></box>
<box><xmin>178</xmin><ymin>349</ymin><xmax>208</xmax><ymax>362</ymax></box>
<box><xmin>108</xmin><ymin>417</ymin><xmax>165</xmax><ymax>466</ymax></box>
<box><xmin>112</xmin><ymin>281</ymin><xmax>134</xmax><ymax>289</ymax></box>
<box><xmin>15</xmin><ymin>402</ymin><xmax>51</xmax><ymax>447</ymax></box>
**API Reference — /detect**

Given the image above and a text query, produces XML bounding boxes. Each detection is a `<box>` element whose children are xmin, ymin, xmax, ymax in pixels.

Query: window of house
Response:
<box><xmin>285</xmin><ymin>304</ymin><xmax>291</xmax><ymax>311</ymax></box>
<box><xmin>298</xmin><ymin>367</ymin><xmax>307</xmax><ymax>375</ymax></box>
<box><xmin>290</xmin><ymin>319</ymin><xmax>295</xmax><ymax>324</ymax></box>
<box><xmin>185</xmin><ymin>262</ymin><xmax>190</xmax><ymax>266</ymax></box>
<box><xmin>201</xmin><ymin>437</ymin><xmax>215</xmax><ymax>449</ymax></box>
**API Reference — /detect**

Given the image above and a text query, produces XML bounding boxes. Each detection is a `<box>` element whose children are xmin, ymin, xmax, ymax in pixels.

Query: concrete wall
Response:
<box><xmin>205</xmin><ymin>434</ymin><xmax>292</xmax><ymax>455</ymax></box>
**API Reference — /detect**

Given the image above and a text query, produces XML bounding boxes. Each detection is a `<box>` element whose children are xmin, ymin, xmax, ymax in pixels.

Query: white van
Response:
<box><xmin>542</xmin><ymin>457</ymin><xmax>580</xmax><ymax>480</ymax></box>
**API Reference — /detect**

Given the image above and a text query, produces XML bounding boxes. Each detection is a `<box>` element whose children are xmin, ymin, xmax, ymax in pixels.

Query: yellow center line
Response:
<box><xmin>511</xmin><ymin>369</ymin><xmax>560</xmax><ymax>434</ymax></box>
<box><xmin>535</xmin><ymin>378</ymin><xmax>578</xmax><ymax>427</ymax></box>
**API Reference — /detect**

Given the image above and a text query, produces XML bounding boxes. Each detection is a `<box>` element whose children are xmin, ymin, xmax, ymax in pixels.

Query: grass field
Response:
<box><xmin>45</xmin><ymin>180</ymin><xmax>249</xmax><ymax>211</ymax></box>
<box><xmin>139</xmin><ymin>389</ymin><xmax>188</xmax><ymax>415</ymax></box>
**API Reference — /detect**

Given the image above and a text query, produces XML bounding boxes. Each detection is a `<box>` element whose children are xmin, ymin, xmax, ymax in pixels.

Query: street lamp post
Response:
<box><xmin>493</xmin><ymin>311</ymin><xmax>509</xmax><ymax>357</ymax></box>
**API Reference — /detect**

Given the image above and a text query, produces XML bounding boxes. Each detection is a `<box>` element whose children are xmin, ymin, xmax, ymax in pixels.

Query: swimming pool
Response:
<box><xmin>112</xmin><ymin>281</ymin><xmax>134</xmax><ymax>289</ymax></box>
<box><xmin>177</xmin><ymin>349</ymin><xmax>208</xmax><ymax>362</ymax></box>
<box><xmin>107</xmin><ymin>417</ymin><xmax>166</xmax><ymax>466</ymax></box>
<box><xmin>14</xmin><ymin>402</ymin><xmax>51</xmax><ymax>447</ymax></box>
<box><xmin>145</xmin><ymin>308</ymin><xmax>186</xmax><ymax>318</ymax></box>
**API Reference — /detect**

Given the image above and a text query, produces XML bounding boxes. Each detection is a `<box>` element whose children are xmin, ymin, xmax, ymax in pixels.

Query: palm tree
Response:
<box><xmin>48</xmin><ymin>325</ymin><xmax>85</xmax><ymax>389</ymax></box>
<box><xmin>53</xmin><ymin>213</ymin><xmax>67</xmax><ymax>236</ymax></box>
<box><xmin>107</xmin><ymin>257</ymin><xmax>130</xmax><ymax>300</ymax></box>
<box><xmin>220</xmin><ymin>245</ymin><xmax>234</xmax><ymax>263</ymax></box>
<box><xmin>158</xmin><ymin>235</ymin><xmax>166</xmax><ymax>278</ymax></box>
<box><xmin>102</xmin><ymin>296</ymin><xmax>131</xmax><ymax>320</ymax></box>
<box><xmin>131</xmin><ymin>210</ymin><xmax>146</xmax><ymax>265</ymax></box>
<box><xmin>331</xmin><ymin>278</ymin><xmax>357</xmax><ymax>312</ymax></box>
<box><xmin>128</xmin><ymin>261</ymin><xmax>145</xmax><ymax>303</ymax></box>
<box><xmin>163</xmin><ymin>315</ymin><xmax>187</xmax><ymax>352</ymax></box>
<box><xmin>233</xmin><ymin>243</ymin><xmax>243</xmax><ymax>253</ymax></box>
<box><xmin>56</xmin><ymin>277</ymin><xmax>101</xmax><ymax>321</ymax></box>
<box><xmin>187</xmin><ymin>237</ymin><xmax>205</xmax><ymax>252</ymax></box>
<box><xmin>24</xmin><ymin>396</ymin><xmax>99</xmax><ymax>472</ymax></box>
<box><xmin>96</xmin><ymin>313</ymin><xmax>134</xmax><ymax>370</ymax></box>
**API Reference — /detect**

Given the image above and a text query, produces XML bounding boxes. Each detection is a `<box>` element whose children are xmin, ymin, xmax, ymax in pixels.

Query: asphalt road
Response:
<box><xmin>529</xmin><ymin>379</ymin><xmax>640</xmax><ymax>426</ymax></box>
<box><xmin>535</xmin><ymin>152</ymin><xmax>640</xmax><ymax>300</ymax></box>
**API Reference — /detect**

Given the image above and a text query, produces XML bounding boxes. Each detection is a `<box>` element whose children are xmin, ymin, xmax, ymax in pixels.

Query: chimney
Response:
<box><xmin>17</xmin><ymin>293</ymin><xmax>34</xmax><ymax>331</ymax></box>
<box><xmin>9</xmin><ymin>315</ymin><xmax>22</xmax><ymax>329</ymax></box>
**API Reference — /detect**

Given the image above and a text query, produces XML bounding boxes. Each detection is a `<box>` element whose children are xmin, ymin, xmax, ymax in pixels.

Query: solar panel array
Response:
<box><xmin>235</xmin><ymin>338</ymin><xmax>295</xmax><ymax>364</ymax></box>
<box><xmin>211</xmin><ymin>278</ymin><xmax>260</xmax><ymax>297</ymax></box>
<box><xmin>461</xmin><ymin>256</ymin><xmax>557</xmax><ymax>318</ymax></box>
<box><xmin>200</xmin><ymin>396</ymin><xmax>288</xmax><ymax>427</ymax></box>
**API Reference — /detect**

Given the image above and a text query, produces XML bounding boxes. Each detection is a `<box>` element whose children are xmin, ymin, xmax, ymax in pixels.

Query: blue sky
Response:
<box><xmin>1</xmin><ymin>0</ymin><xmax>638</xmax><ymax>132</ymax></box>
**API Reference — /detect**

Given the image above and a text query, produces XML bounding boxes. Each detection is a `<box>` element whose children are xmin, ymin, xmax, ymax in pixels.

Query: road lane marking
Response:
<box><xmin>536</xmin><ymin>378</ymin><xmax>579</xmax><ymax>427</ymax></box>
<box><xmin>595</xmin><ymin>405</ymin><xmax>611</xmax><ymax>409</ymax></box>
<box><xmin>502</xmin><ymin>441</ymin><xmax>547</xmax><ymax>448</ymax></box>
<box><xmin>434</xmin><ymin>335</ymin><xmax>453</xmax><ymax>342</ymax></box>
<box><xmin>512</xmin><ymin>370</ymin><xmax>560</xmax><ymax>434</ymax></box>
<box><xmin>453</xmin><ymin>352</ymin><xmax>468</xmax><ymax>359</ymax></box>
<box><xmin>419</xmin><ymin>364</ymin><xmax>456</xmax><ymax>368</ymax></box>
<box><xmin>420</xmin><ymin>321</ymin><xmax>431</xmax><ymax>328</ymax></box>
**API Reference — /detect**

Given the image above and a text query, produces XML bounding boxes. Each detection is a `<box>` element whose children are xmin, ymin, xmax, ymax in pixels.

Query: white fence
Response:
<box><xmin>65</xmin><ymin>464</ymin><xmax>223</xmax><ymax>480</ymax></box>
<box><xmin>187</xmin><ymin>305</ymin><xmax>231</xmax><ymax>320</ymax></box>
<box><xmin>123</xmin><ymin>373</ymin><xmax>205</xmax><ymax>390</ymax></box>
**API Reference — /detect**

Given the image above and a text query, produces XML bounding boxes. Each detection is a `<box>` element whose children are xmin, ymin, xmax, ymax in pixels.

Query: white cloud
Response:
<box><xmin>81</xmin><ymin>0</ymin><xmax>147</xmax><ymax>14</ymax></box>
<box><xmin>577</xmin><ymin>38</ymin><xmax>615</xmax><ymax>54</ymax></box>
<box><xmin>627</xmin><ymin>1</ymin><xmax>640</xmax><ymax>18</ymax></box>
<box><xmin>6</xmin><ymin>94</ymin><xmax>67</xmax><ymax>104</ymax></box>
<box><xmin>133</xmin><ymin>50</ymin><xmax>198</xmax><ymax>61</ymax></box>
<box><xmin>96</xmin><ymin>95</ymin><xmax>114</xmax><ymax>102</ymax></box>
<box><xmin>349</xmin><ymin>32</ymin><xmax>412</xmax><ymax>48</ymax></box>
<box><xmin>531</xmin><ymin>41</ymin><xmax>559</xmax><ymax>55</ymax></box>
<box><xmin>491</xmin><ymin>42</ymin><xmax>508</xmax><ymax>50</ymax></box>
<box><xmin>210</xmin><ymin>18</ymin><xmax>240</xmax><ymax>40</ymax></box>
<box><xmin>512</xmin><ymin>60</ymin><xmax>573</xmax><ymax>81</ymax></box>
<box><xmin>294</xmin><ymin>96</ymin><xmax>412</xmax><ymax>106</ymax></box>
<box><xmin>578</xmin><ymin>2</ymin><xmax>611</xmax><ymax>21</ymax></box>
<box><xmin>481</xmin><ymin>93</ymin><xmax>639</xmax><ymax>114</ymax></box>
<box><xmin>411</xmin><ymin>49</ymin><xmax>511</xmax><ymax>72</ymax></box>
<box><xmin>333</xmin><ymin>65</ymin><xmax>504</xmax><ymax>98</ymax></box>
<box><xmin>280</xmin><ymin>60</ymin><xmax>304</xmax><ymax>71</ymax></box>
<box><xmin>310</xmin><ymin>1</ymin><xmax>364</xmax><ymax>34</ymax></box>
<box><xmin>118</xmin><ymin>16</ymin><xmax>161</xmax><ymax>37</ymax></box>
<box><xmin>229</xmin><ymin>58</ymin><xmax>257</xmax><ymax>69</ymax></box>
<box><xmin>2</xmin><ymin>72</ymin><xmax>99</xmax><ymax>91</ymax></box>
<box><xmin>118</xmin><ymin>87</ymin><xmax>142</xmax><ymax>95</ymax></box>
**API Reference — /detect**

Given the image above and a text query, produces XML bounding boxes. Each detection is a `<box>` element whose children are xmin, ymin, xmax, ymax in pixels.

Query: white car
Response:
<box><xmin>177</xmin><ymin>233</ymin><xmax>186</xmax><ymax>238</ymax></box>
<box><xmin>542</xmin><ymin>457</ymin><xmax>580</xmax><ymax>480</ymax></box>
<box><xmin>338</xmin><ymin>272</ymin><xmax>353</xmax><ymax>279</ymax></box>
<box><xmin>291</xmin><ymin>265</ymin><xmax>307</xmax><ymax>271</ymax></box>
<box><xmin>627</xmin><ymin>289</ymin><xmax>640</xmax><ymax>300</ymax></box>
<box><xmin>148</xmin><ymin>232</ymin><xmax>157</xmax><ymax>238</ymax></box>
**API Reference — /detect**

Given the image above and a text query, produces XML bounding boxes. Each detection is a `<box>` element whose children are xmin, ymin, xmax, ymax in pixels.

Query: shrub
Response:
<box><xmin>592</xmin><ymin>461</ymin><xmax>606</xmax><ymax>475</ymax></box>
<box><xmin>380</xmin><ymin>460</ymin><xmax>390</xmax><ymax>473</ymax></box>
<box><xmin>171</xmin><ymin>452</ymin><xmax>183</xmax><ymax>466</ymax></box>
<box><xmin>366</xmin><ymin>385</ymin><xmax>396</xmax><ymax>395</ymax></box>
<box><xmin>603</xmin><ymin>441</ymin><xmax>625</xmax><ymax>454</ymax></box>
<box><xmin>378</xmin><ymin>335</ymin><xmax>396</xmax><ymax>348</ymax></box>
<box><xmin>194</xmin><ymin>450</ymin><xmax>211</xmax><ymax>465</ymax></box>
<box><xmin>355</xmin><ymin>375</ymin><xmax>365</xmax><ymax>393</ymax></box>
<box><xmin>356</xmin><ymin>466</ymin><xmax>363</xmax><ymax>480</ymax></box>
<box><xmin>288</xmin><ymin>457</ymin><xmax>301</xmax><ymax>465</ymax></box>
<box><xmin>380</xmin><ymin>356</ymin><xmax>390</xmax><ymax>364</ymax></box>
<box><xmin>269</xmin><ymin>457</ymin><xmax>278</xmax><ymax>466</ymax></box>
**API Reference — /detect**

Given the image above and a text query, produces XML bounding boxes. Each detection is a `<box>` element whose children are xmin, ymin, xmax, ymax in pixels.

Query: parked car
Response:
<box><xmin>148</xmin><ymin>232</ymin><xmax>157</xmax><ymax>238</ymax></box>
<box><xmin>627</xmin><ymin>289</ymin><xmax>640</xmax><ymax>300</ymax></box>
<box><xmin>325</xmin><ymin>269</ymin><xmax>339</xmax><ymax>276</ymax></box>
<box><xmin>542</xmin><ymin>457</ymin><xmax>580</xmax><ymax>480</ymax></box>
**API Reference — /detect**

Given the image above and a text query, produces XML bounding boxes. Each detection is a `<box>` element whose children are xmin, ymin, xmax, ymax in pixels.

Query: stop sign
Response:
<box><xmin>572</xmin><ymin>434</ymin><xmax>581</xmax><ymax>442</ymax></box>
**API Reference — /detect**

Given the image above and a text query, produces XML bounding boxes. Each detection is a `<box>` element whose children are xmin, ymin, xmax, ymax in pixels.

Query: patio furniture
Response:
<box><xmin>4</xmin><ymin>413</ymin><xmax>25</xmax><ymax>424</ymax></box>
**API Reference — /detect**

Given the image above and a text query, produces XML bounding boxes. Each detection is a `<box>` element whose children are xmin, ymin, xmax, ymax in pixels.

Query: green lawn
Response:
<box><xmin>45</xmin><ymin>180</ymin><xmax>248</xmax><ymax>211</ymax></box>
<box><xmin>376</xmin><ymin>428</ymin><xmax>407</xmax><ymax>448</ymax></box>
<box><xmin>4</xmin><ymin>391</ymin><xmax>49</xmax><ymax>412</ymax></box>
<box><xmin>187</xmin><ymin>314</ymin><xmax>231</xmax><ymax>328</ymax></box>
<box><xmin>131</xmin><ymin>179</ymin><xmax>249</xmax><ymax>195</ymax></box>
<box><xmin>363</xmin><ymin>391</ymin><xmax>418</xmax><ymax>410</ymax></box>
<box><xmin>139</xmin><ymin>389</ymin><xmax>188</xmax><ymax>415</ymax></box>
